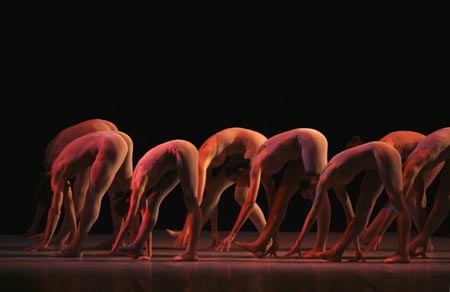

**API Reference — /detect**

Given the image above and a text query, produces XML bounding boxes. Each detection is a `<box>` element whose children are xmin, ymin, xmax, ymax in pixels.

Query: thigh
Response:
<box><xmin>72</xmin><ymin>169</ymin><xmax>90</xmax><ymax>204</ymax></box>
<box><xmin>355</xmin><ymin>170</ymin><xmax>382</xmax><ymax>218</ymax></box>
<box><xmin>149</xmin><ymin>171</ymin><xmax>180</xmax><ymax>203</ymax></box>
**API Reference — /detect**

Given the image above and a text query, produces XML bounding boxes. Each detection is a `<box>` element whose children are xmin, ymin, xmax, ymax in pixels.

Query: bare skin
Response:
<box><xmin>285</xmin><ymin>141</ymin><xmax>411</xmax><ymax>264</ymax></box>
<box><xmin>401</xmin><ymin>127</ymin><xmax>450</xmax><ymax>258</ymax></box>
<box><xmin>101</xmin><ymin>140</ymin><xmax>202</xmax><ymax>262</ymax></box>
<box><xmin>26</xmin><ymin>131</ymin><xmax>134</xmax><ymax>257</ymax></box>
<box><xmin>167</xmin><ymin>127</ymin><xmax>275</xmax><ymax>250</ymax></box>
<box><xmin>23</xmin><ymin>119</ymin><xmax>123</xmax><ymax>250</ymax></box>
<box><xmin>353</xmin><ymin>131</ymin><xmax>443</xmax><ymax>252</ymax></box>
<box><xmin>221</xmin><ymin>128</ymin><xmax>330</xmax><ymax>257</ymax></box>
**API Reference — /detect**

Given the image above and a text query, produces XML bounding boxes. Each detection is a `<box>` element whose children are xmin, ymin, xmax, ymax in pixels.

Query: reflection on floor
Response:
<box><xmin>1</xmin><ymin>231</ymin><xmax>450</xmax><ymax>292</ymax></box>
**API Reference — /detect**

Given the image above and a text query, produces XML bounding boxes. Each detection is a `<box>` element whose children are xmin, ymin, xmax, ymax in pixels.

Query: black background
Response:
<box><xmin>2</xmin><ymin>3</ymin><xmax>449</xmax><ymax>235</ymax></box>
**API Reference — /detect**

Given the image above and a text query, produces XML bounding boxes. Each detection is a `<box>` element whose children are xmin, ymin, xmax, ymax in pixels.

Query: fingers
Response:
<box><xmin>409</xmin><ymin>245</ymin><xmax>427</xmax><ymax>258</ymax></box>
<box><xmin>23</xmin><ymin>233</ymin><xmax>43</xmax><ymax>241</ymax></box>
<box><xmin>282</xmin><ymin>249</ymin><xmax>297</xmax><ymax>258</ymax></box>
<box><xmin>216</xmin><ymin>239</ymin><xmax>232</xmax><ymax>252</ymax></box>
<box><xmin>165</xmin><ymin>229</ymin><xmax>179</xmax><ymax>237</ymax></box>
<box><xmin>300</xmin><ymin>251</ymin><xmax>319</xmax><ymax>259</ymax></box>
<box><xmin>282</xmin><ymin>243</ymin><xmax>303</xmax><ymax>258</ymax></box>
<box><xmin>25</xmin><ymin>244</ymin><xmax>47</xmax><ymax>253</ymax></box>
<box><xmin>216</xmin><ymin>242</ymin><xmax>226</xmax><ymax>252</ymax></box>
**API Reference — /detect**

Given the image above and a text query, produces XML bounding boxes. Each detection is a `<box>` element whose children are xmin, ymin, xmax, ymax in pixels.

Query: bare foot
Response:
<box><xmin>51</xmin><ymin>247</ymin><xmax>83</xmax><ymax>258</ymax></box>
<box><xmin>408</xmin><ymin>238</ymin><xmax>428</xmax><ymax>258</ymax></box>
<box><xmin>22</xmin><ymin>232</ymin><xmax>44</xmax><ymax>241</ymax></box>
<box><xmin>344</xmin><ymin>249</ymin><xmax>365</xmax><ymax>262</ymax></box>
<box><xmin>383</xmin><ymin>253</ymin><xmax>410</xmax><ymax>264</ymax></box>
<box><xmin>135</xmin><ymin>256</ymin><xmax>151</xmax><ymax>261</ymax></box>
<box><xmin>166</xmin><ymin>229</ymin><xmax>181</xmax><ymax>237</ymax></box>
<box><xmin>410</xmin><ymin>245</ymin><xmax>428</xmax><ymax>258</ymax></box>
<box><xmin>172</xmin><ymin>252</ymin><xmax>198</xmax><ymax>262</ymax></box>
<box><xmin>300</xmin><ymin>250</ymin><xmax>323</xmax><ymax>259</ymax></box>
<box><xmin>25</xmin><ymin>244</ymin><xmax>49</xmax><ymax>253</ymax></box>
<box><xmin>319</xmin><ymin>249</ymin><xmax>342</xmax><ymax>262</ymax></box>
<box><xmin>235</xmin><ymin>241</ymin><xmax>267</xmax><ymax>258</ymax></box>
<box><xmin>117</xmin><ymin>246</ymin><xmax>146</xmax><ymax>258</ymax></box>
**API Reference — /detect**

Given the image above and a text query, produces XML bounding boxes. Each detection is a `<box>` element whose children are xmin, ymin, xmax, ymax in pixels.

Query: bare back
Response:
<box><xmin>323</xmin><ymin>141</ymin><xmax>403</xmax><ymax>190</ymax></box>
<box><xmin>132</xmin><ymin>140</ymin><xmax>199</xmax><ymax>194</ymax></box>
<box><xmin>252</xmin><ymin>128</ymin><xmax>328</xmax><ymax>175</ymax></box>
<box><xmin>408</xmin><ymin>127</ymin><xmax>450</xmax><ymax>167</ymax></box>
<box><xmin>380</xmin><ymin>131</ymin><xmax>425</xmax><ymax>159</ymax></box>
<box><xmin>50</xmin><ymin>131</ymin><xmax>130</xmax><ymax>191</ymax></box>
<box><xmin>380</xmin><ymin>130</ymin><xmax>443</xmax><ymax>187</ymax></box>
<box><xmin>197</xmin><ymin>127</ymin><xmax>268</xmax><ymax>203</ymax></box>
<box><xmin>44</xmin><ymin>119</ymin><xmax>118</xmax><ymax>170</ymax></box>
<box><xmin>198</xmin><ymin>127</ymin><xmax>267</xmax><ymax>167</ymax></box>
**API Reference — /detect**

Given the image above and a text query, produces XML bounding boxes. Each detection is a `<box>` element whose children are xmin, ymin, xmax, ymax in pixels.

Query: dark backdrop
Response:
<box><xmin>2</xmin><ymin>3</ymin><xmax>448</xmax><ymax>235</ymax></box>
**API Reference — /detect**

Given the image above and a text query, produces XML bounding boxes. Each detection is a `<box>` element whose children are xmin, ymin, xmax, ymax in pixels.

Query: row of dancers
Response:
<box><xmin>23</xmin><ymin>119</ymin><xmax>450</xmax><ymax>263</ymax></box>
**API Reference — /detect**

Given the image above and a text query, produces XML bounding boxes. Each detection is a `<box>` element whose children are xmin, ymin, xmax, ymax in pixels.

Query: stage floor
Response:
<box><xmin>1</xmin><ymin>231</ymin><xmax>450</xmax><ymax>291</ymax></box>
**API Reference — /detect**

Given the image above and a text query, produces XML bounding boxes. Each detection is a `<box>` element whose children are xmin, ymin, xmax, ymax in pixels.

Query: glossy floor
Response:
<box><xmin>1</xmin><ymin>231</ymin><xmax>450</xmax><ymax>292</ymax></box>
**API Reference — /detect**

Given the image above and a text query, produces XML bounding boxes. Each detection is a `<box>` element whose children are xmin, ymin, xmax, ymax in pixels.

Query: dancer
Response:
<box><xmin>27</xmin><ymin>130</ymin><xmax>134</xmax><ymax>257</ymax></box>
<box><xmin>285</xmin><ymin>141</ymin><xmax>411</xmax><ymax>263</ymax></box>
<box><xmin>167</xmin><ymin>127</ymin><xmax>274</xmax><ymax>249</ymax></box>
<box><xmin>218</xmin><ymin>128</ymin><xmax>330</xmax><ymax>257</ymax></box>
<box><xmin>24</xmin><ymin>119</ymin><xmax>123</xmax><ymax>250</ymax></box>
<box><xmin>104</xmin><ymin>139</ymin><xmax>202</xmax><ymax>261</ymax></box>
<box><xmin>356</xmin><ymin>131</ymin><xmax>443</xmax><ymax>252</ymax></box>
<box><xmin>402</xmin><ymin>127</ymin><xmax>450</xmax><ymax>258</ymax></box>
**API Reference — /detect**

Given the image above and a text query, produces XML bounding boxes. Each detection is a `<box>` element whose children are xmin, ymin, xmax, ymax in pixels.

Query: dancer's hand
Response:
<box><xmin>216</xmin><ymin>234</ymin><xmax>235</xmax><ymax>252</ymax></box>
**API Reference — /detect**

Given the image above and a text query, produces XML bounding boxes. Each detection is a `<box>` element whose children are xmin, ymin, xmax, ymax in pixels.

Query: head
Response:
<box><xmin>223</xmin><ymin>153</ymin><xmax>251</xmax><ymax>186</ymax></box>
<box><xmin>298</xmin><ymin>171</ymin><xmax>320</xmax><ymax>200</ymax></box>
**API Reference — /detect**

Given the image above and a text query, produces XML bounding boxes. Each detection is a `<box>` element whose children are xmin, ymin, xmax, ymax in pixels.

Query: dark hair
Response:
<box><xmin>223</xmin><ymin>154</ymin><xmax>250</xmax><ymax>178</ymax></box>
